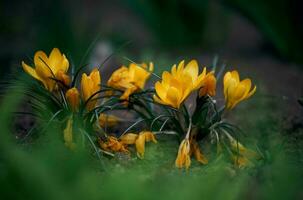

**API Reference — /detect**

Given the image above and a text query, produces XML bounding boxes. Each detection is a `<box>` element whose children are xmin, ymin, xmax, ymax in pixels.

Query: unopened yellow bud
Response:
<box><xmin>66</xmin><ymin>87</ymin><xmax>80</xmax><ymax>111</ymax></box>
<box><xmin>199</xmin><ymin>72</ymin><xmax>216</xmax><ymax>97</ymax></box>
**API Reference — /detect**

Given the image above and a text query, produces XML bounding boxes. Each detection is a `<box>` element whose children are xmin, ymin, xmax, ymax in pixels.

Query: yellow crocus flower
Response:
<box><xmin>154</xmin><ymin>71</ymin><xmax>192</xmax><ymax>108</ymax></box>
<box><xmin>175</xmin><ymin>138</ymin><xmax>191</xmax><ymax>169</ymax></box>
<box><xmin>199</xmin><ymin>72</ymin><xmax>217</xmax><ymax>97</ymax></box>
<box><xmin>171</xmin><ymin>60</ymin><xmax>207</xmax><ymax>90</ymax></box>
<box><xmin>98</xmin><ymin>113</ymin><xmax>119</xmax><ymax>128</ymax></box>
<box><xmin>22</xmin><ymin>48</ymin><xmax>69</xmax><ymax>91</ymax></box>
<box><xmin>107</xmin><ymin>62</ymin><xmax>154</xmax><ymax>100</ymax></box>
<box><xmin>223</xmin><ymin>70</ymin><xmax>256</xmax><ymax>109</ymax></box>
<box><xmin>81</xmin><ymin>68</ymin><xmax>101</xmax><ymax>111</ymax></box>
<box><xmin>154</xmin><ymin>60</ymin><xmax>208</xmax><ymax>108</ymax></box>
<box><xmin>65</xmin><ymin>87</ymin><xmax>80</xmax><ymax>112</ymax></box>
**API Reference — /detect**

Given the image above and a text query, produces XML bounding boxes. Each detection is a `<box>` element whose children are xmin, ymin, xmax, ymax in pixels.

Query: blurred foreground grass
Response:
<box><xmin>0</xmin><ymin>78</ymin><xmax>303</xmax><ymax>200</ymax></box>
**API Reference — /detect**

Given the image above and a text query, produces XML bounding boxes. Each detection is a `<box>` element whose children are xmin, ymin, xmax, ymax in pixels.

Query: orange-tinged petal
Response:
<box><xmin>199</xmin><ymin>72</ymin><xmax>216</xmax><ymax>97</ymax></box>
<box><xmin>90</xmin><ymin>68</ymin><xmax>101</xmax><ymax>88</ymax></box>
<box><xmin>98</xmin><ymin>139</ymin><xmax>109</xmax><ymax>151</ymax></box>
<box><xmin>142</xmin><ymin>131</ymin><xmax>157</xmax><ymax>143</ymax></box>
<box><xmin>191</xmin><ymin>140</ymin><xmax>208</xmax><ymax>164</ymax></box>
<box><xmin>108</xmin><ymin>63</ymin><xmax>151</xmax><ymax>99</ymax></box>
<box><xmin>120</xmin><ymin>133</ymin><xmax>138</xmax><ymax>144</ymax></box>
<box><xmin>162</xmin><ymin>71</ymin><xmax>172</xmax><ymax>84</ymax></box>
<box><xmin>195</xmin><ymin>67</ymin><xmax>207</xmax><ymax>89</ymax></box>
<box><xmin>120</xmin><ymin>86</ymin><xmax>138</xmax><ymax>100</ymax></box>
<box><xmin>57</xmin><ymin>70</ymin><xmax>71</xmax><ymax>86</ymax></box>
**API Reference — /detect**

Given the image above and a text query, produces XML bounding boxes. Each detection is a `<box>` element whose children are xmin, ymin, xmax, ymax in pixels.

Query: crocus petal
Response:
<box><xmin>162</xmin><ymin>71</ymin><xmax>172</xmax><ymax>85</ymax></box>
<box><xmin>155</xmin><ymin>82</ymin><xmax>167</xmax><ymax>101</ymax></box>
<box><xmin>184</xmin><ymin>59</ymin><xmax>198</xmax><ymax>81</ymax></box>
<box><xmin>148</xmin><ymin>62</ymin><xmax>154</xmax><ymax>72</ymax></box>
<box><xmin>90</xmin><ymin>68</ymin><xmax>101</xmax><ymax>88</ymax></box>
<box><xmin>171</xmin><ymin>64</ymin><xmax>177</xmax><ymax>76</ymax></box>
<box><xmin>166</xmin><ymin>87</ymin><xmax>181</xmax><ymax>108</ymax></box>
<box><xmin>81</xmin><ymin>73</ymin><xmax>90</xmax><ymax>101</ymax></box>
<box><xmin>66</xmin><ymin>87</ymin><xmax>80</xmax><ymax>111</ymax></box>
<box><xmin>231</xmin><ymin>70</ymin><xmax>240</xmax><ymax>83</ymax></box>
<box><xmin>240</xmin><ymin>79</ymin><xmax>252</xmax><ymax>99</ymax></box>
<box><xmin>34</xmin><ymin>52</ymin><xmax>54</xmax><ymax>85</ymax></box>
<box><xmin>195</xmin><ymin>67</ymin><xmax>207</xmax><ymax>89</ymax></box>
<box><xmin>246</xmin><ymin>85</ymin><xmax>256</xmax><ymax>99</ymax></box>
<box><xmin>142</xmin><ymin>131</ymin><xmax>157</xmax><ymax>143</ymax></box>
<box><xmin>176</xmin><ymin>60</ymin><xmax>185</xmax><ymax>75</ymax></box>
<box><xmin>120</xmin><ymin>86</ymin><xmax>137</xmax><ymax>100</ymax></box>
<box><xmin>34</xmin><ymin>51</ymin><xmax>49</xmax><ymax>73</ymax></box>
<box><xmin>192</xmin><ymin>140</ymin><xmax>208</xmax><ymax>164</ymax></box>
<box><xmin>135</xmin><ymin>133</ymin><xmax>146</xmax><ymax>159</ymax></box>
<box><xmin>61</xmin><ymin>54</ymin><xmax>69</xmax><ymax>73</ymax></box>
<box><xmin>175</xmin><ymin>139</ymin><xmax>191</xmax><ymax>169</ymax></box>
<box><xmin>81</xmin><ymin>68</ymin><xmax>101</xmax><ymax>111</ymax></box>
<box><xmin>153</xmin><ymin>95</ymin><xmax>170</xmax><ymax>106</ymax></box>
<box><xmin>22</xmin><ymin>61</ymin><xmax>43</xmax><ymax>82</ymax></box>
<box><xmin>49</xmin><ymin>48</ymin><xmax>63</xmax><ymax>73</ymax></box>
<box><xmin>120</xmin><ymin>133</ymin><xmax>138</xmax><ymax>145</ymax></box>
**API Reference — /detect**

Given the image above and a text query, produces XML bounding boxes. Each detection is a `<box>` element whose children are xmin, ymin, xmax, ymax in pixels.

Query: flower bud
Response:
<box><xmin>199</xmin><ymin>73</ymin><xmax>216</xmax><ymax>97</ymax></box>
<box><xmin>66</xmin><ymin>87</ymin><xmax>80</xmax><ymax>111</ymax></box>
